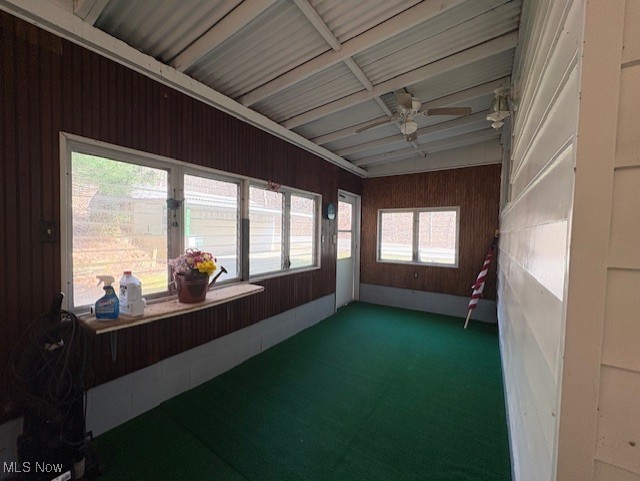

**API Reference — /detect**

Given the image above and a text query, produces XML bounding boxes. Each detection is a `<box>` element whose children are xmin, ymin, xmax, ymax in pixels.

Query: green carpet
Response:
<box><xmin>95</xmin><ymin>302</ymin><xmax>511</xmax><ymax>480</ymax></box>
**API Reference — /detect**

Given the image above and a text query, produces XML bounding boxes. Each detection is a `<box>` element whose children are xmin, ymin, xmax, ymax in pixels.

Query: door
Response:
<box><xmin>335</xmin><ymin>191</ymin><xmax>360</xmax><ymax>309</ymax></box>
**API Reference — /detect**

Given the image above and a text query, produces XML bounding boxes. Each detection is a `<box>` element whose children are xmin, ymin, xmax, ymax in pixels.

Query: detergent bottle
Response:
<box><xmin>119</xmin><ymin>271</ymin><xmax>145</xmax><ymax>317</ymax></box>
<box><xmin>95</xmin><ymin>275</ymin><xmax>119</xmax><ymax>320</ymax></box>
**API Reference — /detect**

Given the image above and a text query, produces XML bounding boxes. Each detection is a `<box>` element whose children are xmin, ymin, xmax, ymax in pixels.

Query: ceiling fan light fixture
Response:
<box><xmin>400</xmin><ymin>120</ymin><xmax>418</xmax><ymax>136</ymax></box>
<box><xmin>487</xmin><ymin>87</ymin><xmax>510</xmax><ymax>129</ymax></box>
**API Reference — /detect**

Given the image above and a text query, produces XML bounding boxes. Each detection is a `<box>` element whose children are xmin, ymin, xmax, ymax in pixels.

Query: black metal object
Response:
<box><xmin>8</xmin><ymin>294</ymin><xmax>101</xmax><ymax>480</ymax></box>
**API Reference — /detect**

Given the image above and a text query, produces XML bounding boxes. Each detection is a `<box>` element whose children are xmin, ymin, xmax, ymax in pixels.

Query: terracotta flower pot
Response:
<box><xmin>175</xmin><ymin>274</ymin><xmax>209</xmax><ymax>303</ymax></box>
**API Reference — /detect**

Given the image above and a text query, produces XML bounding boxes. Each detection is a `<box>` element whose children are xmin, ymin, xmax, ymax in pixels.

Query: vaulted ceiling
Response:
<box><xmin>55</xmin><ymin>0</ymin><xmax>522</xmax><ymax>175</ymax></box>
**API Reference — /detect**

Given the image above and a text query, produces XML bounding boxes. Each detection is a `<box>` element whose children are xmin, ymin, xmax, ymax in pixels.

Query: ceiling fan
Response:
<box><xmin>356</xmin><ymin>92</ymin><xmax>472</xmax><ymax>141</ymax></box>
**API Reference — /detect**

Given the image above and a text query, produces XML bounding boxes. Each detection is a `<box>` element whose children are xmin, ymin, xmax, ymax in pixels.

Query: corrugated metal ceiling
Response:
<box><xmin>309</xmin><ymin>0</ymin><xmax>421</xmax><ymax>43</ymax></box>
<box><xmin>85</xmin><ymin>0</ymin><xmax>522</xmax><ymax>175</ymax></box>
<box><xmin>354</xmin><ymin>0</ymin><xmax>519</xmax><ymax>81</ymax></box>
<box><xmin>253</xmin><ymin>62</ymin><xmax>363</xmax><ymax>123</ymax></box>
<box><xmin>292</xmin><ymin>100</ymin><xmax>386</xmax><ymax>139</ymax></box>
<box><xmin>186</xmin><ymin>0</ymin><xmax>329</xmax><ymax>98</ymax></box>
<box><xmin>95</xmin><ymin>0</ymin><xmax>242</xmax><ymax>63</ymax></box>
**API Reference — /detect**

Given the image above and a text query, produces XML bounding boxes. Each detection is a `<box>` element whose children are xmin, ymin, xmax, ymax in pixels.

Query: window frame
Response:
<box><xmin>182</xmin><ymin>167</ymin><xmax>243</xmax><ymax>282</ymax></box>
<box><xmin>376</xmin><ymin>206</ymin><xmax>460</xmax><ymax>268</ymax></box>
<box><xmin>60</xmin><ymin>133</ymin><xmax>321</xmax><ymax>311</ymax></box>
<box><xmin>248</xmin><ymin>181</ymin><xmax>321</xmax><ymax>281</ymax></box>
<box><xmin>336</xmin><ymin>200</ymin><xmax>354</xmax><ymax>260</ymax></box>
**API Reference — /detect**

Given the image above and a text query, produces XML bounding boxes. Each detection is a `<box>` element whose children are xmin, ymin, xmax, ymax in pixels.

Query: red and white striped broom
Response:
<box><xmin>464</xmin><ymin>231</ymin><xmax>499</xmax><ymax>329</ymax></box>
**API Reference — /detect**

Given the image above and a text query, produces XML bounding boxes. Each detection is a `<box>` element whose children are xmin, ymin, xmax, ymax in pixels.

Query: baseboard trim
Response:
<box><xmin>359</xmin><ymin>284</ymin><xmax>497</xmax><ymax>323</ymax></box>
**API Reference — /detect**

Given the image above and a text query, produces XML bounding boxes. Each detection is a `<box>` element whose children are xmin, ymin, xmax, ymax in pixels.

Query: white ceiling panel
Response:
<box><xmin>425</xmin><ymin>92</ymin><xmax>496</xmax><ymax>114</ymax></box>
<box><xmin>292</xmin><ymin>100</ymin><xmax>385</xmax><ymax>139</ymax></box>
<box><xmin>345</xmin><ymin>138</ymin><xmax>410</xmax><ymax>162</ymax></box>
<box><xmin>417</xmin><ymin>116</ymin><xmax>490</xmax><ymax>144</ymax></box>
<box><xmin>415</xmin><ymin>129</ymin><xmax>501</xmax><ymax>153</ymax></box>
<box><xmin>352</xmin><ymin>0</ymin><xmax>513</xmax><ymax>67</ymax></box>
<box><xmin>95</xmin><ymin>0</ymin><xmax>242</xmax><ymax>63</ymax></box>
<box><xmin>322</xmin><ymin>124</ymin><xmax>401</xmax><ymax>152</ymax></box>
<box><xmin>309</xmin><ymin>0</ymin><xmax>421</xmax><ymax>43</ymax></box>
<box><xmin>408</xmin><ymin>50</ymin><xmax>515</xmax><ymax>102</ymax></box>
<box><xmin>186</xmin><ymin>0</ymin><xmax>330</xmax><ymax>98</ymax></box>
<box><xmin>252</xmin><ymin>62</ymin><xmax>363</xmax><ymax>123</ymax></box>
<box><xmin>357</xmin><ymin>1</ymin><xmax>521</xmax><ymax>84</ymax></box>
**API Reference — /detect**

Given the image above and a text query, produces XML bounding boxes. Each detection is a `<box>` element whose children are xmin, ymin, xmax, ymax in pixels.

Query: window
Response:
<box><xmin>62</xmin><ymin>135</ymin><xmax>320</xmax><ymax>310</ymax></box>
<box><xmin>249</xmin><ymin>185</ymin><xmax>318</xmax><ymax>276</ymax></box>
<box><xmin>379</xmin><ymin>211</ymin><xmax>413</xmax><ymax>262</ymax></box>
<box><xmin>337</xmin><ymin>201</ymin><xmax>352</xmax><ymax>260</ymax></box>
<box><xmin>377</xmin><ymin>207</ymin><xmax>459</xmax><ymax>267</ymax></box>
<box><xmin>184</xmin><ymin>175</ymin><xmax>239</xmax><ymax>279</ymax></box>
<box><xmin>289</xmin><ymin>195</ymin><xmax>316</xmax><ymax>269</ymax></box>
<box><xmin>249</xmin><ymin>187</ymin><xmax>283</xmax><ymax>275</ymax></box>
<box><xmin>69</xmin><ymin>152</ymin><xmax>169</xmax><ymax>308</ymax></box>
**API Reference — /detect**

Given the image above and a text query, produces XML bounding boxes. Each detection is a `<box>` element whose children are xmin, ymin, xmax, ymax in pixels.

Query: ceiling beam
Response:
<box><xmin>292</xmin><ymin>0</ymin><xmax>341</xmax><ymax>51</ymax></box>
<box><xmin>172</xmin><ymin>0</ymin><xmax>277</xmax><ymax>72</ymax></box>
<box><xmin>344</xmin><ymin>58</ymin><xmax>373</xmax><ymax>91</ymax></box>
<box><xmin>355</xmin><ymin>129</ymin><xmax>501</xmax><ymax>167</ymax></box>
<box><xmin>238</xmin><ymin>0</ymin><xmax>466</xmax><ymax>106</ymax></box>
<box><xmin>282</xmin><ymin>32</ymin><xmax>518</xmax><ymax>129</ymax></box>
<box><xmin>373</xmin><ymin>97</ymin><xmax>393</xmax><ymax>116</ymax></box>
<box><xmin>73</xmin><ymin>0</ymin><xmax>109</xmax><ymax>25</ymax></box>
<box><xmin>335</xmin><ymin>111</ymin><xmax>490</xmax><ymax>157</ymax></box>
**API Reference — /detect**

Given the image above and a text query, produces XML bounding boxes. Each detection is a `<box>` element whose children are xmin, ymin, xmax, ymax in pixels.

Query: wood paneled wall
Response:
<box><xmin>0</xmin><ymin>12</ymin><xmax>361</xmax><ymax>423</ymax></box>
<box><xmin>360</xmin><ymin>165</ymin><xmax>500</xmax><ymax>299</ymax></box>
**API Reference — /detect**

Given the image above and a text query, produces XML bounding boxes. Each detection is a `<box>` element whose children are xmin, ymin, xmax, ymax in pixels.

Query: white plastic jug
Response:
<box><xmin>119</xmin><ymin>271</ymin><xmax>145</xmax><ymax>316</ymax></box>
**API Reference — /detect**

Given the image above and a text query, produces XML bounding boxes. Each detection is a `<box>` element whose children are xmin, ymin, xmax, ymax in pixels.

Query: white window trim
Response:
<box><xmin>247</xmin><ymin>181</ymin><xmax>322</xmax><ymax>280</ymax></box>
<box><xmin>183</xmin><ymin>168</ymin><xmax>243</xmax><ymax>284</ymax></box>
<box><xmin>336</xmin><ymin>198</ymin><xmax>354</xmax><ymax>261</ymax></box>
<box><xmin>60</xmin><ymin>132</ymin><xmax>322</xmax><ymax>311</ymax></box>
<box><xmin>376</xmin><ymin>206</ymin><xmax>460</xmax><ymax>269</ymax></box>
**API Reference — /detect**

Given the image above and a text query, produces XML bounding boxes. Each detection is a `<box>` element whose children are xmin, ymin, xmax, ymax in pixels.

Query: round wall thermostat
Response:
<box><xmin>326</xmin><ymin>202</ymin><xmax>336</xmax><ymax>220</ymax></box>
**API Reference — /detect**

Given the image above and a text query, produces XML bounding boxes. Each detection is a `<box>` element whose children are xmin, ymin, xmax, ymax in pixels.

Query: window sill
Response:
<box><xmin>79</xmin><ymin>283</ymin><xmax>264</xmax><ymax>335</ymax></box>
<box><xmin>249</xmin><ymin>265</ymin><xmax>320</xmax><ymax>283</ymax></box>
<box><xmin>376</xmin><ymin>259</ymin><xmax>459</xmax><ymax>269</ymax></box>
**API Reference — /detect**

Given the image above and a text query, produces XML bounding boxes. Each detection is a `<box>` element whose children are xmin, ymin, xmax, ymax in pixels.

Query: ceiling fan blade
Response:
<box><xmin>396</xmin><ymin>92</ymin><xmax>413</xmax><ymax>110</ymax></box>
<box><xmin>424</xmin><ymin>107</ymin><xmax>472</xmax><ymax>116</ymax></box>
<box><xmin>355</xmin><ymin>116</ymin><xmax>394</xmax><ymax>133</ymax></box>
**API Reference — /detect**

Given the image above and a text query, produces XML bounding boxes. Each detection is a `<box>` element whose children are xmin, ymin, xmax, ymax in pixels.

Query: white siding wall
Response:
<box><xmin>593</xmin><ymin>1</ymin><xmax>640</xmax><ymax>478</ymax></box>
<box><xmin>502</xmin><ymin>0</ymin><xmax>640</xmax><ymax>479</ymax></box>
<box><xmin>498</xmin><ymin>1</ymin><xmax>582</xmax><ymax>480</ymax></box>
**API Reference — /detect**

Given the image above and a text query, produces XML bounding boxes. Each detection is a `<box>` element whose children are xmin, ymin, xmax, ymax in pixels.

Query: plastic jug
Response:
<box><xmin>119</xmin><ymin>271</ymin><xmax>145</xmax><ymax>316</ymax></box>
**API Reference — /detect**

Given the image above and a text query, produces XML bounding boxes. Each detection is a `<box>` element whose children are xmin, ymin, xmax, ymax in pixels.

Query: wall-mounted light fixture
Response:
<box><xmin>487</xmin><ymin>87</ymin><xmax>511</xmax><ymax>129</ymax></box>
